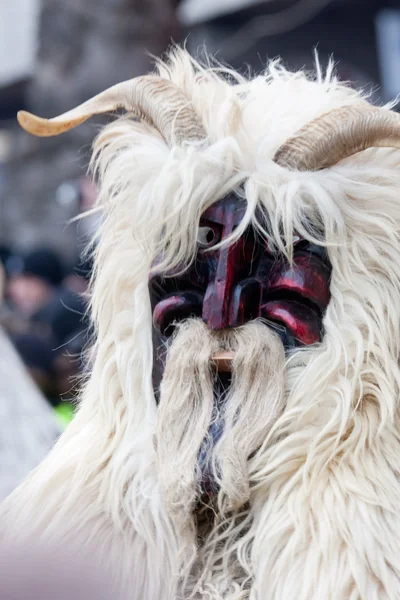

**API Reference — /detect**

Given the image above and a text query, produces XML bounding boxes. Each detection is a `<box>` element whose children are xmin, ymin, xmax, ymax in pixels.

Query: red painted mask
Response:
<box><xmin>150</xmin><ymin>194</ymin><xmax>331</xmax><ymax>354</ymax></box>
<box><xmin>150</xmin><ymin>194</ymin><xmax>332</xmax><ymax>492</ymax></box>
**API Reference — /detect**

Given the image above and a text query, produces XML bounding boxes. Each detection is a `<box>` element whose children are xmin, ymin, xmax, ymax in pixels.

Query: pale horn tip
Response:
<box><xmin>17</xmin><ymin>111</ymin><xmax>50</xmax><ymax>136</ymax></box>
<box><xmin>212</xmin><ymin>351</ymin><xmax>235</xmax><ymax>373</ymax></box>
<box><xmin>17</xmin><ymin>110</ymin><xmax>88</xmax><ymax>137</ymax></box>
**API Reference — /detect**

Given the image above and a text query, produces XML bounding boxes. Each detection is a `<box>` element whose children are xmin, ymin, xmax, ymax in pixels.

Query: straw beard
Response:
<box><xmin>155</xmin><ymin>319</ymin><xmax>286</xmax><ymax>538</ymax></box>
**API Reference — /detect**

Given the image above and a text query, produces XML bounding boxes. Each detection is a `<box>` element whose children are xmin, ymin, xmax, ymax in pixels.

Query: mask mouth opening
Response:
<box><xmin>194</xmin><ymin>368</ymin><xmax>251</xmax><ymax>543</ymax></box>
<box><xmin>211</xmin><ymin>350</ymin><xmax>234</xmax><ymax>373</ymax></box>
<box><xmin>214</xmin><ymin>370</ymin><xmax>232</xmax><ymax>407</ymax></box>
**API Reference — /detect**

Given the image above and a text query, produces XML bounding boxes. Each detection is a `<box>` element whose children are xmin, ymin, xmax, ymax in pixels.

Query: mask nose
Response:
<box><xmin>202</xmin><ymin>243</ymin><xmax>261</xmax><ymax>330</ymax></box>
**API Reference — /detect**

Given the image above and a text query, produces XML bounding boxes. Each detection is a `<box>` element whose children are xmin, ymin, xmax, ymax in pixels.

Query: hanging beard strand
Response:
<box><xmin>155</xmin><ymin>320</ymin><xmax>217</xmax><ymax>538</ymax></box>
<box><xmin>155</xmin><ymin>319</ymin><xmax>286</xmax><ymax>536</ymax></box>
<box><xmin>214</xmin><ymin>323</ymin><xmax>286</xmax><ymax>511</ymax></box>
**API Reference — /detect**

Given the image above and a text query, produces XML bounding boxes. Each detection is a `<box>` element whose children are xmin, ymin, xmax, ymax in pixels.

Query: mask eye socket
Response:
<box><xmin>197</xmin><ymin>224</ymin><xmax>220</xmax><ymax>249</ymax></box>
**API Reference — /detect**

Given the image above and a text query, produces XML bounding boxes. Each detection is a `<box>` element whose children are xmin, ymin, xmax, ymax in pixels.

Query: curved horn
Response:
<box><xmin>273</xmin><ymin>103</ymin><xmax>400</xmax><ymax>171</ymax></box>
<box><xmin>17</xmin><ymin>76</ymin><xmax>206</xmax><ymax>146</ymax></box>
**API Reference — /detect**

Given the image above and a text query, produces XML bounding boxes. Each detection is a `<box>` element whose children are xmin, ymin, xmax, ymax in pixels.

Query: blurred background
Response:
<box><xmin>1</xmin><ymin>0</ymin><xmax>400</xmax><ymax>494</ymax></box>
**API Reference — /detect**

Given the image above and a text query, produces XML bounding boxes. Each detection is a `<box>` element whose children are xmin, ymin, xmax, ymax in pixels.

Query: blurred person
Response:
<box><xmin>10</xmin><ymin>288</ymin><xmax>89</xmax><ymax>422</ymax></box>
<box><xmin>0</xmin><ymin>245</ymin><xmax>11</xmax><ymax>274</ymax></box>
<box><xmin>10</xmin><ymin>328</ymin><xmax>83</xmax><ymax>430</ymax></box>
<box><xmin>48</xmin><ymin>293</ymin><xmax>89</xmax><ymax>423</ymax></box>
<box><xmin>63</xmin><ymin>269</ymin><xmax>89</xmax><ymax>295</ymax></box>
<box><xmin>6</xmin><ymin>246</ymin><xmax>89</xmax><ymax>347</ymax></box>
<box><xmin>34</xmin><ymin>285</ymin><xmax>88</xmax><ymax>346</ymax></box>
<box><xmin>7</xmin><ymin>246</ymin><xmax>65</xmax><ymax>319</ymax></box>
<box><xmin>4</xmin><ymin>246</ymin><xmax>88</xmax><ymax>419</ymax></box>
<box><xmin>62</xmin><ymin>252</ymin><xmax>93</xmax><ymax>295</ymax></box>
<box><xmin>11</xmin><ymin>332</ymin><xmax>59</xmax><ymax>403</ymax></box>
<box><xmin>0</xmin><ymin>260</ymin><xmax>4</xmax><ymax>300</ymax></box>
<box><xmin>0</xmin><ymin>249</ymin><xmax>26</xmax><ymax>336</ymax></box>
<box><xmin>0</xmin><ymin>245</ymin><xmax>15</xmax><ymax>303</ymax></box>
<box><xmin>52</xmin><ymin>329</ymin><xmax>88</xmax><ymax>429</ymax></box>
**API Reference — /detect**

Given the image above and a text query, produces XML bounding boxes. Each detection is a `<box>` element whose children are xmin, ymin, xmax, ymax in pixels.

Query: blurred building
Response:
<box><xmin>0</xmin><ymin>0</ymin><xmax>40</xmax><ymax>121</ymax></box>
<box><xmin>181</xmin><ymin>0</ymin><xmax>400</xmax><ymax>103</ymax></box>
<box><xmin>0</xmin><ymin>0</ymin><xmax>180</xmax><ymax>259</ymax></box>
<box><xmin>2</xmin><ymin>0</ymin><xmax>400</xmax><ymax>258</ymax></box>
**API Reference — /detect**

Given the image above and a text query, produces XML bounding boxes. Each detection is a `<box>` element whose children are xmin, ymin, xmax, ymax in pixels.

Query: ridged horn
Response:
<box><xmin>273</xmin><ymin>103</ymin><xmax>400</xmax><ymax>171</ymax></box>
<box><xmin>17</xmin><ymin>76</ymin><xmax>206</xmax><ymax>146</ymax></box>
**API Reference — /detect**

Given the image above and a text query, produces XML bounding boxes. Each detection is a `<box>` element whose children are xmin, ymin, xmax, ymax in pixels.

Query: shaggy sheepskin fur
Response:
<box><xmin>2</xmin><ymin>48</ymin><xmax>400</xmax><ymax>599</ymax></box>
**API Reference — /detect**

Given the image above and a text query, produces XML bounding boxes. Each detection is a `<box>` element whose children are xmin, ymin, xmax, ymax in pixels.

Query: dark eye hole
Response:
<box><xmin>197</xmin><ymin>225</ymin><xmax>220</xmax><ymax>249</ymax></box>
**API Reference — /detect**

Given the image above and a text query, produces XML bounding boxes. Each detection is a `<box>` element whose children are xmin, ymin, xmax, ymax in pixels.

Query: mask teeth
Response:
<box><xmin>212</xmin><ymin>351</ymin><xmax>234</xmax><ymax>373</ymax></box>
